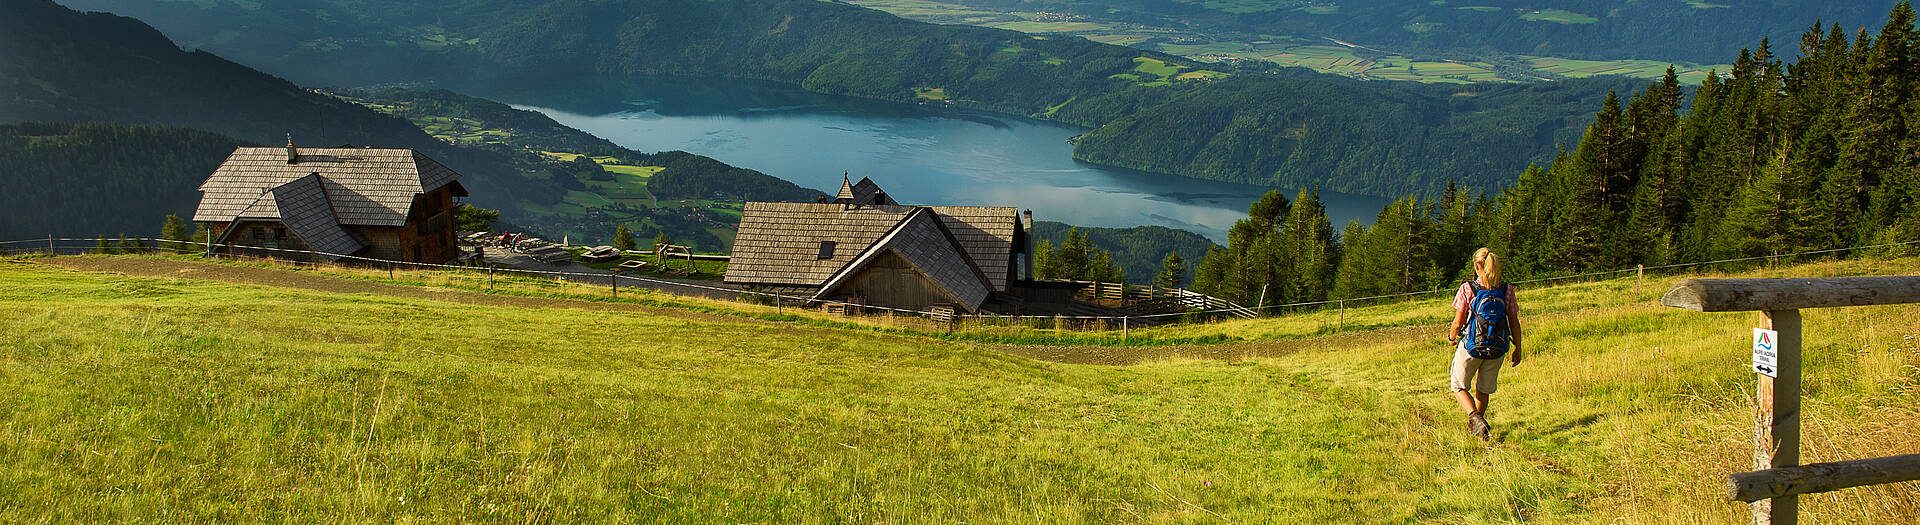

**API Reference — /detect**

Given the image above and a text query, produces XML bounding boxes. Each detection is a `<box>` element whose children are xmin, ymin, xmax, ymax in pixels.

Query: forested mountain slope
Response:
<box><xmin>921</xmin><ymin>0</ymin><xmax>1896</xmax><ymax>65</ymax></box>
<box><xmin>2</xmin><ymin>0</ymin><xmax>818</xmax><ymax>250</ymax></box>
<box><xmin>56</xmin><ymin>0</ymin><xmax>1633</xmax><ymax>196</ymax></box>
<box><xmin>0</xmin><ymin>123</ymin><xmax>248</xmax><ymax>239</ymax></box>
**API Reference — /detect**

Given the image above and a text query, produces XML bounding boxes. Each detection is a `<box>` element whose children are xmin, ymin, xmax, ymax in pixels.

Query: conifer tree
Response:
<box><xmin>1277</xmin><ymin>186</ymin><xmax>1337</xmax><ymax>302</ymax></box>
<box><xmin>612</xmin><ymin>224</ymin><xmax>636</xmax><ymax>251</ymax></box>
<box><xmin>161</xmin><ymin>214</ymin><xmax>190</xmax><ymax>253</ymax></box>
<box><xmin>1155</xmin><ymin>252</ymin><xmax>1187</xmax><ymax>289</ymax></box>
<box><xmin>1089</xmin><ymin>252</ymin><xmax>1125</xmax><ymax>284</ymax></box>
<box><xmin>1058</xmin><ymin>228</ymin><xmax>1091</xmax><ymax>280</ymax></box>
<box><xmin>1191</xmin><ymin>245</ymin><xmax>1231</xmax><ymax>296</ymax></box>
<box><xmin>117</xmin><ymin>234</ymin><xmax>146</xmax><ymax>254</ymax></box>
<box><xmin>1032</xmin><ymin>239</ymin><xmax>1057</xmax><ymax>279</ymax></box>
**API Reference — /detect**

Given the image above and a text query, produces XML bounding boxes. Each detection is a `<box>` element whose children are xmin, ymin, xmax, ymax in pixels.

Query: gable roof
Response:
<box><xmin>727</xmin><ymin>202</ymin><xmax>1021</xmax><ymax>291</ymax></box>
<box><xmin>727</xmin><ymin>202</ymin><xmax>914</xmax><ymax>287</ymax></box>
<box><xmin>270</xmin><ymin>173</ymin><xmax>365</xmax><ymax>259</ymax></box>
<box><xmin>193</xmin><ymin>147</ymin><xmax>465</xmax><ymax>227</ymax></box>
<box><xmin>815</xmin><ymin>208</ymin><xmax>992</xmax><ymax>311</ymax></box>
<box><xmin>833</xmin><ymin>176</ymin><xmax>896</xmax><ymax>206</ymax></box>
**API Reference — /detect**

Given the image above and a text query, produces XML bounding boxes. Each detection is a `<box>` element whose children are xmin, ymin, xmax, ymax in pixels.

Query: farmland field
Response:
<box><xmin>1520</xmin><ymin>9</ymin><xmax>1600</xmax><ymax>24</ymax></box>
<box><xmin>3</xmin><ymin>253</ymin><xmax>1916</xmax><ymax>522</ymax></box>
<box><xmin>847</xmin><ymin>0</ymin><xmax>1727</xmax><ymax>84</ymax></box>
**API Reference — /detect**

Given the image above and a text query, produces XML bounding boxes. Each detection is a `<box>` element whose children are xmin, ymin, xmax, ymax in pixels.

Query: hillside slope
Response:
<box><xmin>3</xmin><ymin>254</ymin><xmax>1915</xmax><ymax>522</ymax></box>
<box><xmin>56</xmin><ymin>0</ymin><xmax>1632</xmax><ymax>196</ymax></box>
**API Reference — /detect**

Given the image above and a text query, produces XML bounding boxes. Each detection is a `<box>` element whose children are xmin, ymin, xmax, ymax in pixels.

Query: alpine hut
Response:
<box><xmin>191</xmin><ymin>140</ymin><xmax>468</xmax><ymax>264</ymax></box>
<box><xmin>726</xmin><ymin>176</ymin><xmax>1031</xmax><ymax>314</ymax></box>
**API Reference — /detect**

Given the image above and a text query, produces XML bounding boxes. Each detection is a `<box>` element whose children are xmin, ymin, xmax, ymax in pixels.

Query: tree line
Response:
<box><xmin>1188</xmin><ymin>4</ymin><xmax>1920</xmax><ymax>308</ymax></box>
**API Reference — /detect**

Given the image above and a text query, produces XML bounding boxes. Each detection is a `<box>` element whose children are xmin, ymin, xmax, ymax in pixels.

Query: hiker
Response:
<box><xmin>1445</xmin><ymin>247</ymin><xmax>1522</xmax><ymax>440</ymax></box>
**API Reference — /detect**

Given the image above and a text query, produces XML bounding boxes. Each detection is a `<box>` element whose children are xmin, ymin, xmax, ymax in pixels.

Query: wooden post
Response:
<box><xmin>611</xmin><ymin>274</ymin><xmax>617</xmax><ymax>298</ymax></box>
<box><xmin>1338</xmin><ymin>300</ymin><xmax>1345</xmax><ymax>331</ymax></box>
<box><xmin>488</xmin><ymin>266</ymin><xmax>494</xmax><ymax>290</ymax></box>
<box><xmin>1636</xmin><ymin>264</ymin><xmax>1645</xmax><ymax>295</ymax></box>
<box><xmin>1122</xmin><ymin>316</ymin><xmax>1129</xmax><ymax>343</ymax></box>
<box><xmin>1754</xmin><ymin>309</ymin><xmax>1802</xmax><ymax>525</ymax></box>
<box><xmin>47</xmin><ymin>234</ymin><xmax>54</xmax><ymax>255</ymax></box>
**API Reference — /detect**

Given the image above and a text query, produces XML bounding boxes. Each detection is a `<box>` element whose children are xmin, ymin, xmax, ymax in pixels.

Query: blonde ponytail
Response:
<box><xmin>1472</xmin><ymin>247</ymin><xmax>1503</xmax><ymax>287</ymax></box>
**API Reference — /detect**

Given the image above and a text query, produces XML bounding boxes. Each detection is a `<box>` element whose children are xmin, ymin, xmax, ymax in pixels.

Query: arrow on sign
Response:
<box><xmin>1755</xmin><ymin>364</ymin><xmax>1775</xmax><ymax>375</ymax></box>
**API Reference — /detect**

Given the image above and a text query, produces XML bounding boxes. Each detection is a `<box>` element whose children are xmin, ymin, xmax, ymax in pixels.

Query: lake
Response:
<box><xmin>499</xmin><ymin>79</ymin><xmax>1386</xmax><ymax>243</ymax></box>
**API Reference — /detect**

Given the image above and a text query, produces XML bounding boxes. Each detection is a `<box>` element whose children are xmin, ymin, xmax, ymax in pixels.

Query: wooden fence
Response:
<box><xmin>1660</xmin><ymin>276</ymin><xmax>1920</xmax><ymax>524</ymax></box>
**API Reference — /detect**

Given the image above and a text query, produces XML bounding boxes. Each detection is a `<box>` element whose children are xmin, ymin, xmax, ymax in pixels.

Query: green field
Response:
<box><xmin>849</xmin><ymin>0</ymin><xmax>1727</xmax><ymax>84</ymax></box>
<box><xmin>4</xmin><ymin>253</ymin><xmax>1917</xmax><ymax>521</ymax></box>
<box><xmin>1519</xmin><ymin>9</ymin><xmax>1599</xmax><ymax>24</ymax></box>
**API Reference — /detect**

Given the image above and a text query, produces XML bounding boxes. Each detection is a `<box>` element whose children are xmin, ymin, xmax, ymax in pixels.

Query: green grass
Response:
<box><xmin>1519</xmin><ymin>9</ymin><xmax>1599</xmax><ymax>24</ymax></box>
<box><xmin>3</xmin><ymin>254</ymin><xmax>1917</xmax><ymax>522</ymax></box>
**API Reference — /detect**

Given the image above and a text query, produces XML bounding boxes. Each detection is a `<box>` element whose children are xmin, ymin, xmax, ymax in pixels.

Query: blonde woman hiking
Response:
<box><xmin>1446</xmin><ymin>248</ymin><xmax>1522</xmax><ymax>440</ymax></box>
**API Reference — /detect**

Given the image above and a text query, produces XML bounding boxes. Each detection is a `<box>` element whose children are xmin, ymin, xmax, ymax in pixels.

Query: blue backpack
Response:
<box><xmin>1464</xmin><ymin>281</ymin><xmax>1512</xmax><ymax>360</ymax></box>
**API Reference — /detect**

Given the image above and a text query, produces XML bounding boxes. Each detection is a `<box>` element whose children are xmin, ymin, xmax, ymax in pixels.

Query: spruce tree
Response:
<box><xmin>1032</xmin><ymin>239</ymin><xmax>1057</xmax><ymax>280</ymax></box>
<box><xmin>161</xmin><ymin>214</ymin><xmax>190</xmax><ymax>253</ymax></box>
<box><xmin>1155</xmin><ymin>252</ymin><xmax>1187</xmax><ymax>289</ymax></box>
<box><xmin>1276</xmin><ymin>186</ymin><xmax>1337</xmax><ymax>302</ymax></box>
<box><xmin>1058</xmin><ymin>228</ymin><xmax>1091</xmax><ymax>280</ymax></box>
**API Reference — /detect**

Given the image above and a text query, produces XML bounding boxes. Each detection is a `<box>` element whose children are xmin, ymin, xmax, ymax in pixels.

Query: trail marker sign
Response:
<box><xmin>1753</xmin><ymin>328</ymin><xmax>1780</xmax><ymax>378</ymax></box>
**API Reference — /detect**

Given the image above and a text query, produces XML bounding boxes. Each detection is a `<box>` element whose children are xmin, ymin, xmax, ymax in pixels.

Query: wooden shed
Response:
<box><xmin>191</xmin><ymin>143</ymin><xmax>467</xmax><ymax>264</ymax></box>
<box><xmin>726</xmin><ymin>177</ymin><xmax>1028</xmax><ymax>313</ymax></box>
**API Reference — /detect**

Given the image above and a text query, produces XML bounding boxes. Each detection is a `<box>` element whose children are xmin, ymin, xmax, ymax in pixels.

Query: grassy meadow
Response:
<box><xmin>1</xmin><ymin>254</ymin><xmax>1916</xmax><ymax>522</ymax></box>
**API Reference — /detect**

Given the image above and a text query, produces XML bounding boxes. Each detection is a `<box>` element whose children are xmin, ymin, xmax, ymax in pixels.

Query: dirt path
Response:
<box><xmin>37</xmin><ymin>256</ymin><xmax>1431</xmax><ymax>366</ymax></box>
<box><xmin>39</xmin><ymin>256</ymin><xmax>755</xmax><ymax>326</ymax></box>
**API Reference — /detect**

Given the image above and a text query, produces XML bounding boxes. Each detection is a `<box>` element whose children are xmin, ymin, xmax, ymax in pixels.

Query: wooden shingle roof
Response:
<box><xmin>927</xmin><ymin>205</ymin><xmax>1019</xmax><ymax>290</ymax></box>
<box><xmin>727</xmin><ymin>201</ymin><xmax>1021</xmax><ymax>291</ymax></box>
<box><xmin>815</xmin><ymin>208</ymin><xmax>992</xmax><ymax>310</ymax></box>
<box><xmin>727</xmin><ymin>202</ymin><xmax>913</xmax><ymax>287</ymax></box>
<box><xmin>193</xmin><ymin>147</ymin><xmax>465</xmax><ymax>227</ymax></box>
<box><xmin>270</xmin><ymin>173</ymin><xmax>365</xmax><ymax>259</ymax></box>
<box><xmin>833</xmin><ymin>176</ymin><xmax>896</xmax><ymax>206</ymax></box>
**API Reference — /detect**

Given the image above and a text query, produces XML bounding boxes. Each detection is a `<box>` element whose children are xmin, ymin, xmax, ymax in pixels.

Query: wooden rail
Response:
<box><xmin>1660</xmin><ymin>276</ymin><xmax>1920</xmax><ymax>312</ymax></box>
<box><xmin>1729</xmin><ymin>454</ymin><xmax>1920</xmax><ymax>503</ymax></box>
<box><xmin>1661</xmin><ymin>276</ymin><xmax>1920</xmax><ymax>525</ymax></box>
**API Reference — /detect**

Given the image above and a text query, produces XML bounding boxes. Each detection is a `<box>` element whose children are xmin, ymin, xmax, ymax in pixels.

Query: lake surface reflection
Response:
<box><xmin>502</xmin><ymin>80</ymin><xmax>1386</xmax><ymax>242</ymax></box>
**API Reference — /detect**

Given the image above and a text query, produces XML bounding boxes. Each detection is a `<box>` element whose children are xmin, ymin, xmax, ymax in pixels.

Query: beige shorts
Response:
<box><xmin>1449</xmin><ymin>342</ymin><xmax>1503</xmax><ymax>394</ymax></box>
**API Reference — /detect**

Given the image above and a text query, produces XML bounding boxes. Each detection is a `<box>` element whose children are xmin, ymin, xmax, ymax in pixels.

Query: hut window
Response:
<box><xmin>251</xmin><ymin>227</ymin><xmax>265</xmax><ymax>240</ymax></box>
<box><xmin>816</xmin><ymin>241</ymin><xmax>836</xmax><ymax>259</ymax></box>
<box><xmin>274</xmin><ymin>228</ymin><xmax>288</xmax><ymax>240</ymax></box>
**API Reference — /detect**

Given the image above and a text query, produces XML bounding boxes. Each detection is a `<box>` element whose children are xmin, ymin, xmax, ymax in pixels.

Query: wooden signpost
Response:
<box><xmin>1661</xmin><ymin>276</ymin><xmax>1920</xmax><ymax>524</ymax></box>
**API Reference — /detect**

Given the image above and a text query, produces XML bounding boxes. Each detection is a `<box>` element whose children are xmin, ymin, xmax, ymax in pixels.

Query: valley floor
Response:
<box><xmin>1</xmin><ymin>255</ymin><xmax>1916</xmax><ymax>522</ymax></box>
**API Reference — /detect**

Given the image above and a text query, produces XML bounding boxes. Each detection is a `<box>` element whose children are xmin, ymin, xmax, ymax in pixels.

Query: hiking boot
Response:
<box><xmin>1469</xmin><ymin>412</ymin><xmax>1490</xmax><ymax>440</ymax></box>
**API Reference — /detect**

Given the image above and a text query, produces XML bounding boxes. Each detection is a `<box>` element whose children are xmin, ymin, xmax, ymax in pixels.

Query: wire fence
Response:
<box><xmin>5</xmin><ymin>235</ymin><xmax>1919</xmax><ymax>334</ymax></box>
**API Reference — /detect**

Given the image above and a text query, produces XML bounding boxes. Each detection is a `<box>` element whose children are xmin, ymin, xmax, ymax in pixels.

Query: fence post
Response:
<box><xmin>47</xmin><ymin>234</ymin><xmax>54</xmax><ymax>255</ymax></box>
<box><xmin>1338</xmin><ymin>300</ymin><xmax>1345</xmax><ymax>331</ymax></box>
<box><xmin>488</xmin><ymin>266</ymin><xmax>494</xmax><ymax>290</ymax></box>
<box><xmin>1754</xmin><ymin>309</ymin><xmax>1803</xmax><ymax>525</ymax></box>
<box><xmin>1637</xmin><ymin>264</ymin><xmax>1645</xmax><ymax>295</ymax></box>
<box><xmin>1122</xmin><ymin>316</ymin><xmax>1129</xmax><ymax>343</ymax></box>
<box><xmin>611</xmin><ymin>274</ymin><xmax>617</xmax><ymax>298</ymax></box>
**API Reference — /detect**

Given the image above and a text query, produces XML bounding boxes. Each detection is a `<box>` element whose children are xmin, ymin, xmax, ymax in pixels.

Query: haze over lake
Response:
<box><xmin>503</xmin><ymin>79</ymin><xmax>1386</xmax><ymax>242</ymax></box>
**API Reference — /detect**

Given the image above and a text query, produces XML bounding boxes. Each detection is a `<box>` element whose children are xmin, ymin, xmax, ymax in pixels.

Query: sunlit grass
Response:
<box><xmin>3</xmin><ymin>255</ymin><xmax>1915</xmax><ymax>522</ymax></box>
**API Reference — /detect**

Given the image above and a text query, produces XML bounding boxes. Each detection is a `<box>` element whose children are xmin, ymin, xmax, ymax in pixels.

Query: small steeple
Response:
<box><xmin>835</xmin><ymin>172</ymin><xmax>855</xmax><ymax>201</ymax></box>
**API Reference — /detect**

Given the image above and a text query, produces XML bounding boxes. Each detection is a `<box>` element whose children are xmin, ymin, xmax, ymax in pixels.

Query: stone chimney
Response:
<box><xmin>285</xmin><ymin>133</ymin><xmax>298</xmax><ymax>164</ymax></box>
<box><xmin>1022</xmin><ymin>209</ymin><xmax>1035</xmax><ymax>281</ymax></box>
